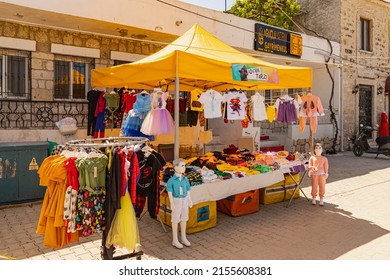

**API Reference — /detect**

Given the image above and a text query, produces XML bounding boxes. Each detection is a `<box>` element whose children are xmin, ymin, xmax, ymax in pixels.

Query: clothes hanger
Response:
<box><xmin>87</xmin><ymin>147</ymin><xmax>102</xmax><ymax>158</ymax></box>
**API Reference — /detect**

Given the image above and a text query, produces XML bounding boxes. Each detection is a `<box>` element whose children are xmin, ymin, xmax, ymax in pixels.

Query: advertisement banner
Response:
<box><xmin>232</xmin><ymin>64</ymin><xmax>278</xmax><ymax>83</ymax></box>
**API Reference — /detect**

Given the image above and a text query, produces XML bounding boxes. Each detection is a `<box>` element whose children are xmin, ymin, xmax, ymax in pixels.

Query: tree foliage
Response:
<box><xmin>229</xmin><ymin>0</ymin><xmax>301</xmax><ymax>30</ymax></box>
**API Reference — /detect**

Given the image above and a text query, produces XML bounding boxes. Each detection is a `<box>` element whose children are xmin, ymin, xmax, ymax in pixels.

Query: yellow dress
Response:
<box><xmin>266</xmin><ymin>105</ymin><xmax>276</xmax><ymax>123</ymax></box>
<box><xmin>105</xmin><ymin>191</ymin><xmax>140</xmax><ymax>251</ymax></box>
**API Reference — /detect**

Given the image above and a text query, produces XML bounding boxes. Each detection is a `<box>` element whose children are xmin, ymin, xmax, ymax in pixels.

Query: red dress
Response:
<box><xmin>379</xmin><ymin>112</ymin><xmax>389</xmax><ymax>137</ymax></box>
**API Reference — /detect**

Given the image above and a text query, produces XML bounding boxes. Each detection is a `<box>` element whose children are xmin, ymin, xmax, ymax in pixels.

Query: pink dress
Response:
<box><xmin>140</xmin><ymin>90</ymin><xmax>175</xmax><ymax>135</ymax></box>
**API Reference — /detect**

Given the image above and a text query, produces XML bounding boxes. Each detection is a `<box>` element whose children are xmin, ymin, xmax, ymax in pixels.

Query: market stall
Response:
<box><xmin>92</xmin><ymin>24</ymin><xmax>312</xmax><ymax>158</ymax></box>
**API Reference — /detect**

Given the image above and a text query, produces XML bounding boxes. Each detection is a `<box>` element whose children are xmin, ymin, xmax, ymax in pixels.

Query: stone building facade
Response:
<box><xmin>297</xmin><ymin>0</ymin><xmax>390</xmax><ymax>148</ymax></box>
<box><xmin>0</xmin><ymin>21</ymin><xmax>163</xmax><ymax>102</ymax></box>
<box><xmin>0</xmin><ymin>20</ymin><xmax>167</xmax><ymax>143</ymax></box>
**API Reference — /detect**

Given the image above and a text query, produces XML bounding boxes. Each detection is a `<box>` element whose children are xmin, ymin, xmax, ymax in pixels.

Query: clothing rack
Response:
<box><xmin>65</xmin><ymin>136</ymin><xmax>150</xmax><ymax>260</ymax></box>
<box><xmin>65</xmin><ymin>136</ymin><xmax>150</xmax><ymax>148</ymax></box>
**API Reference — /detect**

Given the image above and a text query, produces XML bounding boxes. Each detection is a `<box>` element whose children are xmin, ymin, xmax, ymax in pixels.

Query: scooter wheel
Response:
<box><xmin>353</xmin><ymin>145</ymin><xmax>364</xmax><ymax>157</ymax></box>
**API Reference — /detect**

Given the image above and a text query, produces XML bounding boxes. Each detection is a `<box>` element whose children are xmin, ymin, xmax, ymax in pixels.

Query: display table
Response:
<box><xmin>190</xmin><ymin>170</ymin><xmax>285</xmax><ymax>205</ymax></box>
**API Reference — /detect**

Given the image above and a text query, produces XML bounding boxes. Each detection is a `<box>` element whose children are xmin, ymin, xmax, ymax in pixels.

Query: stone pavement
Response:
<box><xmin>0</xmin><ymin>151</ymin><xmax>389</xmax><ymax>260</ymax></box>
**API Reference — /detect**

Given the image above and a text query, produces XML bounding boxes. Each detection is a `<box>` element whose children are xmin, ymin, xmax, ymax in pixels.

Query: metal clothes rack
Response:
<box><xmin>65</xmin><ymin>136</ymin><xmax>150</xmax><ymax>148</ymax></box>
<box><xmin>65</xmin><ymin>136</ymin><xmax>150</xmax><ymax>260</ymax></box>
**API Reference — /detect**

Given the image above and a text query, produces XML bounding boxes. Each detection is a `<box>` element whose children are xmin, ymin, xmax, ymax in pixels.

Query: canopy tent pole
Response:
<box><xmin>174</xmin><ymin>51</ymin><xmax>180</xmax><ymax>159</ymax></box>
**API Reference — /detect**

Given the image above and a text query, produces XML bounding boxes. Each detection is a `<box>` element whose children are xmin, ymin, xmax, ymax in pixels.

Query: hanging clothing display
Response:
<box><xmin>105</xmin><ymin>190</ymin><xmax>140</xmax><ymax>251</ymax></box>
<box><xmin>104</xmin><ymin>91</ymin><xmax>121</xmax><ymax>127</ymax></box>
<box><xmin>189</xmin><ymin>88</ymin><xmax>204</xmax><ymax>112</ymax></box>
<box><xmin>275</xmin><ymin>95</ymin><xmax>299</xmax><ymax>123</ymax></box>
<box><xmin>266</xmin><ymin>105</ymin><xmax>276</xmax><ymax>123</ymax></box>
<box><xmin>224</xmin><ymin>90</ymin><xmax>248</xmax><ymax>120</ymax></box>
<box><xmin>94</xmin><ymin>92</ymin><xmax>106</xmax><ymax>138</ymax></box>
<box><xmin>87</xmin><ymin>89</ymin><xmax>102</xmax><ymax>136</ymax></box>
<box><xmin>121</xmin><ymin>90</ymin><xmax>138</xmax><ymax>114</ymax></box>
<box><xmin>299</xmin><ymin>92</ymin><xmax>325</xmax><ymax>133</ymax></box>
<box><xmin>140</xmin><ymin>89</ymin><xmax>175</xmax><ymax>135</ymax></box>
<box><xmin>132</xmin><ymin>147</ymin><xmax>166</xmax><ymax>218</ymax></box>
<box><xmin>122</xmin><ymin>91</ymin><xmax>154</xmax><ymax>140</ymax></box>
<box><xmin>198</xmin><ymin>89</ymin><xmax>224</xmax><ymax>119</ymax></box>
<box><xmin>37</xmin><ymin>137</ymin><xmax>154</xmax><ymax>260</ymax></box>
<box><xmin>379</xmin><ymin>112</ymin><xmax>389</xmax><ymax>137</ymax></box>
<box><xmin>104</xmin><ymin>91</ymin><xmax>120</xmax><ymax>110</ymax></box>
<box><xmin>251</xmin><ymin>92</ymin><xmax>267</xmax><ymax>121</ymax></box>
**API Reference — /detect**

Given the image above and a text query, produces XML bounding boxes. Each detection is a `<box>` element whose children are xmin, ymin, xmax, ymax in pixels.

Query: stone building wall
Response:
<box><xmin>296</xmin><ymin>0</ymin><xmax>341</xmax><ymax>43</ymax></box>
<box><xmin>0</xmin><ymin>21</ymin><xmax>163</xmax><ymax>101</ymax></box>
<box><xmin>340</xmin><ymin>0</ymin><xmax>389</xmax><ymax>142</ymax></box>
<box><xmin>297</xmin><ymin>0</ymin><xmax>390</xmax><ymax>150</ymax></box>
<box><xmin>291</xmin><ymin>136</ymin><xmax>341</xmax><ymax>154</ymax></box>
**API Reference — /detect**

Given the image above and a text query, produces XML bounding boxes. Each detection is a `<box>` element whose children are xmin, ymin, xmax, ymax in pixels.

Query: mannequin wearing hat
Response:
<box><xmin>308</xmin><ymin>143</ymin><xmax>328</xmax><ymax>206</ymax></box>
<box><xmin>166</xmin><ymin>158</ymin><xmax>193</xmax><ymax>249</ymax></box>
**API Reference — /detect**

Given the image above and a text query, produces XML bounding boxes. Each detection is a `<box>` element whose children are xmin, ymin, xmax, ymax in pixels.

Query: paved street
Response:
<box><xmin>1</xmin><ymin>151</ymin><xmax>389</xmax><ymax>260</ymax></box>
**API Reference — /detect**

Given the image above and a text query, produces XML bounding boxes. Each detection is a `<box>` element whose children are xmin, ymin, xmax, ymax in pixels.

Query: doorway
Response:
<box><xmin>358</xmin><ymin>85</ymin><xmax>373</xmax><ymax>137</ymax></box>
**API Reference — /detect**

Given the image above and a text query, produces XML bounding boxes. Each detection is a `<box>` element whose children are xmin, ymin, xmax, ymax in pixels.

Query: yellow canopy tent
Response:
<box><xmin>92</xmin><ymin>24</ymin><xmax>312</xmax><ymax>157</ymax></box>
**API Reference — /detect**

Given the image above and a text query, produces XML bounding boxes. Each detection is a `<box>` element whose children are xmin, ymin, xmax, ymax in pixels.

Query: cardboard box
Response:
<box><xmin>159</xmin><ymin>192</ymin><xmax>217</xmax><ymax>234</ymax></box>
<box><xmin>238</xmin><ymin>137</ymin><xmax>254</xmax><ymax>151</ymax></box>
<box><xmin>266</xmin><ymin>173</ymin><xmax>300</xmax><ymax>188</ymax></box>
<box><xmin>260</xmin><ymin>185</ymin><xmax>300</xmax><ymax>204</ymax></box>
<box><xmin>217</xmin><ymin>189</ymin><xmax>259</xmax><ymax>216</ymax></box>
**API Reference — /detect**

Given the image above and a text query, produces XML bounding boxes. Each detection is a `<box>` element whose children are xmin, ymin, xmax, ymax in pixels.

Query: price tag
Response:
<box><xmin>94</xmin><ymin>167</ymin><xmax>97</xmax><ymax>178</ymax></box>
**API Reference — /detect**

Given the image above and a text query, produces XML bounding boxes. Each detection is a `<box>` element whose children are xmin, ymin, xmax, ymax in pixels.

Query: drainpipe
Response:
<box><xmin>339</xmin><ymin>61</ymin><xmax>344</xmax><ymax>151</ymax></box>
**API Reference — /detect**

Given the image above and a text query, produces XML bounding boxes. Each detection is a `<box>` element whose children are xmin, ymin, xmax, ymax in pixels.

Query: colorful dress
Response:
<box><xmin>140</xmin><ymin>90</ymin><xmax>174</xmax><ymax>135</ymax></box>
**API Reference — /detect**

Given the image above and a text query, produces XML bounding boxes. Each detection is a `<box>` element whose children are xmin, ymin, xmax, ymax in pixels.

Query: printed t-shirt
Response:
<box><xmin>190</xmin><ymin>88</ymin><xmax>204</xmax><ymax>112</ymax></box>
<box><xmin>198</xmin><ymin>89</ymin><xmax>224</xmax><ymax>118</ymax></box>
<box><xmin>224</xmin><ymin>91</ymin><xmax>248</xmax><ymax>120</ymax></box>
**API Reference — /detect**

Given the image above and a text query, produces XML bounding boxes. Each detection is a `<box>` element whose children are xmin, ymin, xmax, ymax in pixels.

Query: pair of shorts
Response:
<box><xmin>171</xmin><ymin>197</ymin><xmax>189</xmax><ymax>223</ymax></box>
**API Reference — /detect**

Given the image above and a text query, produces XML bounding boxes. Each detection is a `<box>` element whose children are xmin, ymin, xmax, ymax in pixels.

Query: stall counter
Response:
<box><xmin>189</xmin><ymin>170</ymin><xmax>285</xmax><ymax>205</ymax></box>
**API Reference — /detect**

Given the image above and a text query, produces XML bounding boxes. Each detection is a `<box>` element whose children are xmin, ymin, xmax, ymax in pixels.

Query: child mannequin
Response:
<box><xmin>308</xmin><ymin>143</ymin><xmax>329</xmax><ymax>206</ymax></box>
<box><xmin>166</xmin><ymin>158</ymin><xmax>193</xmax><ymax>249</ymax></box>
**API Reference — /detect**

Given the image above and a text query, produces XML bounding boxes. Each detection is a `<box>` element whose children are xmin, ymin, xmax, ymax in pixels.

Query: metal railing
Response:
<box><xmin>0</xmin><ymin>100</ymin><xmax>88</xmax><ymax>129</ymax></box>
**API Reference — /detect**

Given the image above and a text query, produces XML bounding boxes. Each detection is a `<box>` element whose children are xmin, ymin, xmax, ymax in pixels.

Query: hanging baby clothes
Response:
<box><xmin>266</xmin><ymin>105</ymin><xmax>276</xmax><ymax>123</ymax></box>
<box><xmin>36</xmin><ymin>154</ymin><xmax>80</xmax><ymax>248</ymax></box>
<box><xmin>275</xmin><ymin>95</ymin><xmax>299</xmax><ymax>123</ymax></box>
<box><xmin>187</xmin><ymin>89</ymin><xmax>203</xmax><ymax>127</ymax></box>
<box><xmin>122</xmin><ymin>91</ymin><xmax>154</xmax><ymax>140</ymax></box>
<box><xmin>121</xmin><ymin>89</ymin><xmax>137</xmax><ymax>114</ymax></box>
<box><xmin>87</xmin><ymin>89</ymin><xmax>102</xmax><ymax>136</ymax></box>
<box><xmin>94</xmin><ymin>92</ymin><xmax>106</xmax><ymax>138</ymax></box>
<box><xmin>105</xmin><ymin>150</ymin><xmax>140</xmax><ymax>252</ymax></box>
<box><xmin>104</xmin><ymin>91</ymin><xmax>121</xmax><ymax>128</ymax></box>
<box><xmin>224</xmin><ymin>90</ymin><xmax>248</xmax><ymax>120</ymax></box>
<box><xmin>140</xmin><ymin>89</ymin><xmax>175</xmax><ymax>135</ymax></box>
<box><xmin>189</xmin><ymin>88</ymin><xmax>204</xmax><ymax>112</ymax></box>
<box><xmin>198</xmin><ymin>89</ymin><xmax>224</xmax><ymax>119</ymax></box>
<box><xmin>102</xmin><ymin>148</ymin><xmax>124</xmax><ymax>259</ymax></box>
<box><xmin>63</xmin><ymin>157</ymin><xmax>80</xmax><ymax>241</ymax></box>
<box><xmin>133</xmin><ymin>147</ymin><xmax>166</xmax><ymax>218</ymax></box>
<box><xmin>299</xmin><ymin>91</ymin><xmax>325</xmax><ymax>133</ymax></box>
<box><xmin>75</xmin><ymin>153</ymin><xmax>108</xmax><ymax>237</ymax></box>
<box><xmin>119</xmin><ymin>89</ymin><xmax>137</xmax><ymax>136</ymax></box>
<box><xmin>251</xmin><ymin>92</ymin><xmax>267</xmax><ymax>121</ymax></box>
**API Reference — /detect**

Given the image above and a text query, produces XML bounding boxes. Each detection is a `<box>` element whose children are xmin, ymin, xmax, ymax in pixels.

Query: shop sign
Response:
<box><xmin>254</xmin><ymin>23</ymin><xmax>302</xmax><ymax>58</ymax></box>
<box><xmin>232</xmin><ymin>64</ymin><xmax>278</xmax><ymax>84</ymax></box>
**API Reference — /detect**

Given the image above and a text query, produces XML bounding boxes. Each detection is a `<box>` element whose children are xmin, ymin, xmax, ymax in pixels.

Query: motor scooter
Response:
<box><xmin>352</xmin><ymin>124</ymin><xmax>390</xmax><ymax>158</ymax></box>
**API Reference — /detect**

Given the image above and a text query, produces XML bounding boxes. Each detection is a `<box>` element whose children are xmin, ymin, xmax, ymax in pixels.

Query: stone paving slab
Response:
<box><xmin>0</xmin><ymin>152</ymin><xmax>389</xmax><ymax>260</ymax></box>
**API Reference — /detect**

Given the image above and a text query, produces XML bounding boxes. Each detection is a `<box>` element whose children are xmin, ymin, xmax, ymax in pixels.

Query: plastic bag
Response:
<box><xmin>56</xmin><ymin>117</ymin><xmax>78</xmax><ymax>135</ymax></box>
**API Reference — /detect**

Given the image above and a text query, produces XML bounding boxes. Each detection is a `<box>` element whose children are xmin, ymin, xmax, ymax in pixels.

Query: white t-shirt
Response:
<box><xmin>198</xmin><ymin>89</ymin><xmax>224</xmax><ymax>119</ymax></box>
<box><xmin>223</xmin><ymin>91</ymin><xmax>248</xmax><ymax>120</ymax></box>
<box><xmin>251</xmin><ymin>93</ymin><xmax>267</xmax><ymax>121</ymax></box>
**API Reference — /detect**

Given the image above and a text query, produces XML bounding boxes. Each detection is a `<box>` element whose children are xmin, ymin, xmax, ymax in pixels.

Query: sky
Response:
<box><xmin>179</xmin><ymin>0</ymin><xmax>237</xmax><ymax>11</ymax></box>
